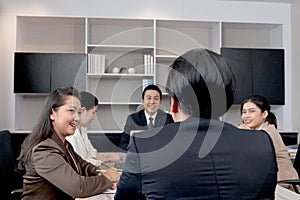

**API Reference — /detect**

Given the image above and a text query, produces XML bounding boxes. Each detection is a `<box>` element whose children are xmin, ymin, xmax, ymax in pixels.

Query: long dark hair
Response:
<box><xmin>166</xmin><ymin>48</ymin><xmax>236</xmax><ymax>119</ymax></box>
<box><xmin>17</xmin><ymin>87</ymin><xmax>80</xmax><ymax>172</ymax></box>
<box><xmin>240</xmin><ymin>95</ymin><xmax>277</xmax><ymax>129</ymax></box>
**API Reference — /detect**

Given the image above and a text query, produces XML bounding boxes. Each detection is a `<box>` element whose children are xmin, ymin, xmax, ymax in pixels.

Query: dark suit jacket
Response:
<box><xmin>22</xmin><ymin>133</ymin><xmax>112</xmax><ymax>200</ymax></box>
<box><xmin>115</xmin><ymin>117</ymin><xmax>278</xmax><ymax>200</ymax></box>
<box><xmin>119</xmin><ymin>109</ymin><xmax>174</xmax><ymax>151</ymax></box>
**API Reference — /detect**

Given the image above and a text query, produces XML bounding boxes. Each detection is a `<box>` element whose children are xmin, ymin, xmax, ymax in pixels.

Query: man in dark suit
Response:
<box><xmin>115</xmin><ymin>49</ymin><xmax>278</xmax><ymax>199</ymax></box>
<box><xmin>119</xmin><ymin>85</ymin><xmax>174</xmax><ymax>151</ymax></box>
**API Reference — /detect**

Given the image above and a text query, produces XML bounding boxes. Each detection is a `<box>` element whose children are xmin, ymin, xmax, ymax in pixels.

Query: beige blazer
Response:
<box><xmin>261</xmin><ymin>123</ymin><xmax>299</xmax><ymax>182</ymax></box>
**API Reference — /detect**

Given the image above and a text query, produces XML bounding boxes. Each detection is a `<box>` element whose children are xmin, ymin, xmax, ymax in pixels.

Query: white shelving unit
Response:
<box><xmin>14</xmin><ymin>16</ymin><xmax>284</xmax><ymax>133</ymax></box>
<box><xmin>221</xmin><ymin>22</ymin><xmax>283</xmax><ymax>48</ymax></box>
<box><xmin>86</xmin><ymin>18</ymin><xmax>155</xmax><ymax>132</ymax></box>
<box><xmin>15</xmin><ymin>16</ymin><xmax>86</xmax><ymax>132</ymax></box>
<box><xmin>16</xmin><ymin>16</ymin><xmax>85</xmax><ymax>53</ymax></box>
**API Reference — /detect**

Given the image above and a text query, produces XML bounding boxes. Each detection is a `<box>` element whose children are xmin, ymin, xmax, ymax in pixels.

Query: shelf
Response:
<box><xmin>87</xmin><ymin>44</ymin><xmax>154</xmax><ymax>50</ymax></box>
<box><xmin>156</xmin><ymin>20</ymin><xmax>220</xmax><ymax>54</ymax></box>
<box><xmin>87</xmin><ymin>73</ymin><xmax>154</xmax><ymax>78</ymax></box>
<box><xmin>222</xmin><ymin>22</ymin><xmax>283</xmax><ymax>48</ymax></box>
<box><xmin>88</xmin><ymin>77</ymin><xmax>145</xmax><ymax>103</ymax></box>
<box><xmin>87</xmin><ymin>47</ymin><xmax>154</xmax><ymax>74</ymax></box>
<box><xmin>13</xmin><ymin>130</ymin><xmax>32</xmax><ymax>134</ymax></box>
<box><xmin>87</xmin><ymin>18</ymin><xmax>154</xmax><ymax>46</ymax></box>
<box><xmin>15</xmin><ymin>93</ymin><xmax>49</xmax><ymax>96</ymax></box>
<box><xmin>155</xmin><ymin>55</ymin><xmax>178</xmax><ymax>61</ymax></box>
<box><xmin>16</xmin><ymin>16</ymin><xmax>85</xmax><ymax>53</ymax></box>
<box><xmin>155</xmin><ymin>54</ymin><xmax>177</xmax><ymax>89</ymax></box>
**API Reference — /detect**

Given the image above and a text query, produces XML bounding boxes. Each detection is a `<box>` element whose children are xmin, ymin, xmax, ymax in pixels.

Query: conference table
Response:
<box><xmin>76</xmin><ymin>152</ymin><xmax>300</xmax><ymax>199</ymax></box>
<box><xmin>79</xmin><ymin>185</ymin><xmax>300</xmax><ymax>200</ymax></box>
<box><xmin>76</xmin><ymin>192</ymin><xmax>115</xmax><ymax>200</ymax></box>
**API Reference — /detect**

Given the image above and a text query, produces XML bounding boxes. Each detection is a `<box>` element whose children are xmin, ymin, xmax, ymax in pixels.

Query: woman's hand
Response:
<box><xmin>238</xmin><ymin>123</ymin><xmax>251</xmax><ymax>130</ymax></box>
<box><xmin>102</xmin><ymin>167</ymin><xmax>120</xmax><ymax>189</ymax></box>
<box><xmin>97</xmin><ymin>153</ymin><xmax>123</xmax><ymax>163</ymax></box>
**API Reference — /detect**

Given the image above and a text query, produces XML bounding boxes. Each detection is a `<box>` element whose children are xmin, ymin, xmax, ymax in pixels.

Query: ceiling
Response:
<box><xmin>220</xmin><ymin>0</ymin><xmax>294</xmax><ymax>3</ymax></box>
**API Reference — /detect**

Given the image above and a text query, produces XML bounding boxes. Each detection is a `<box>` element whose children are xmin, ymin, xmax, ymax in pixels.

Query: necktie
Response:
<box><xmin>148</xmin><ymin>117</ymin><xmax>154</xmax><ymax>129</ymax></box>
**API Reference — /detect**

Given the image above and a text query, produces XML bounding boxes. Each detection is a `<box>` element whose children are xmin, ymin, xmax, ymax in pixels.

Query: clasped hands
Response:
<box><xmin>101</xmin><ymin>167</ymin><xmax>120</xmax><ymax>190</ymax></box>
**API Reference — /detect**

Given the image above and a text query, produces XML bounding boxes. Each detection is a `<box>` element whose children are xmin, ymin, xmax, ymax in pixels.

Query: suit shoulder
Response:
<box><xmin>32</xmin><ymin>139</ymin><xmax>65</xmax><ymax>163</ymax></box>
<box><xmin>157</xmin><ymin>110</ymin><xmax>173</xmax><ymax>121</ymax></box>
<box><xmin>157</xmin><ymin>109</ymin><xmax>169</xmax><ymax>115</ymax></box>
<box><xmin>221</xmin><ymin>121</ymin><xmax>270</xmax><ymax>139</ymax></box>
<box><xmin>33</xmin><ymin>138</ymin><xmax>63</xmax><ymax>153</ymax></box>
<box><xmin>129</xmin><ymin>110</ymin><xmax>144</xmax><ymax>118</ymax></box>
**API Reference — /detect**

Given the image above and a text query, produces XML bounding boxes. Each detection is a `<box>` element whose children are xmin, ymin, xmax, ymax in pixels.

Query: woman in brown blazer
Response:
<box><xmin>17</xmin><ymin>87</ymin><xmax>120</xmax><ymax>200</ymax></box>
<box><xmin>239</xmin><ymin>95</ymin><xmax>298</xmax><ymax>189</ymax></box>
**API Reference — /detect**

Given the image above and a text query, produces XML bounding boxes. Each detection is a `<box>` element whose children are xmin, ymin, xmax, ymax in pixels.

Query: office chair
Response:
<box><xmin>0</xmin><ymin>130</ymin><xmax>23</xmax><ymax>200</ymax></box>
<box><xmin>278</xmin><ymin>179</ymin><xmax>300</xmax><ymax>194</ymax></box>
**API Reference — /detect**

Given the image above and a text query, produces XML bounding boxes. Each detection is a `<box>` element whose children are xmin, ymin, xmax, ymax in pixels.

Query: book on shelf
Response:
<box><xmin>88</xmin><ymin>54</ymin><xmax>105</xmax><ymax>74</ymax></box>
<box><xmin>142</xmin><ymin>79</ymin><xmax>154</xmax><ymax>91</ymax></box>
<box><xmin>144</xmin><ymin>54</ymin><xmax>154</xmax><ymax>75</ymax></box>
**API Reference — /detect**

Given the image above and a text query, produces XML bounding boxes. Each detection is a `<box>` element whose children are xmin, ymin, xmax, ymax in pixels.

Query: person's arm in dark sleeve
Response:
<box><xmin>115</xmin><ymin>135</ymin><xmax>145</xmax><ymax>200</ymax></box>
<box><xmin>119</xmin><ymin>132</ymin><xmax>130</xmax><ymax>151</ymax></box>
<box><xmin>119</xmin><ymin>116</ymin><xmax>136</xmax><ymax>151</ymax></box>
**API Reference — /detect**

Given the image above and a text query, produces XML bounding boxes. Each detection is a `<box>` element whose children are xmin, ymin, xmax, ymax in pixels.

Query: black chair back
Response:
<box><xmin>0</xmin><ymin>130</ymin><xmax>22</xmax><ymax>199</ymax></box>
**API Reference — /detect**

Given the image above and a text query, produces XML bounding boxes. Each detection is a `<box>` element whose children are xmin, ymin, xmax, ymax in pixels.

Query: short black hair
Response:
<box><xmin>166</xmin><ymin>48</ymin><xmax>236</xmax><ymax>119</ymax></box>
<box><xmin>142</xmin><ymin>85</ymin><xmax>162</xmax><ymax>100</ymax></box>
<box><xmin>79</xmin><ymin>91</ymin><xmax>99</xmax><ymax>110</ymax></box>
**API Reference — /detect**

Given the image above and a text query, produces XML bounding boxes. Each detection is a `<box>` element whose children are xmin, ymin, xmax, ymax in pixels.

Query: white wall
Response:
<box><xmin>291</xmin><ymin>0</ymin><xmax>300</xmax><ymax>137</ymax></box>
<box><xmin>0</xmin><ymin>0</ymin><xmax>293</xmax><ymax>131</ymax></box>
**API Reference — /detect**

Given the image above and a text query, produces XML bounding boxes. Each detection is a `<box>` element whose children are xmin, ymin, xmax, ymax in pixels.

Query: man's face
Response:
<box><xmin>142</xmin><ymin>89</ymin><xmax>161</xmax><ymax>116</ymax></box>
<box><xmin>80</xmin><ymin>105</ymin><xmax>98</xmax><ymax>127</ymax></box>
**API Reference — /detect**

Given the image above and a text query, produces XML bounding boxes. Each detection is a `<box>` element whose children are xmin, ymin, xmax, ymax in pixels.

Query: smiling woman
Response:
<box><xmin>239</xmin><ymin>95</ymin><xmax>299</xmax><ymax>190</ymax></box>
<box><xmin>16</xmin><ymin>86</ymin><xmax>120</xmax><ymax>200</ymax></box>
<box><xmin>50</xmin><ymin>94</ymin><xmax>81</xmax><ymax>141</ymax></box>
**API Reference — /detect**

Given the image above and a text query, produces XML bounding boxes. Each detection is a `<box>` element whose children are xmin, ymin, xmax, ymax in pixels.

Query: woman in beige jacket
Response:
<box><xmin>239</xmin><ymin>95</ymin><xmax>298</xmax><ymax>189</ymax></box>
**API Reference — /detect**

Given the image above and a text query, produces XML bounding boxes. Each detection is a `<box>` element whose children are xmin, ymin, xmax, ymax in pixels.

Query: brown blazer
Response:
<box><xmin>22</xmin><ymin>133</ymin><xmax>112</xmax><ymax>200</ymax></box>
<box><xmin>262</xmin><ymin>123</ymin><xmax>299</xmax><ymax>183</ymax></box>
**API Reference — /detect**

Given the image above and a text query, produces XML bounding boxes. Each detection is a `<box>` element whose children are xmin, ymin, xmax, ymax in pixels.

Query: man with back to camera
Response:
<box><xmin>115</xmin><ymin>48</ymin><xmax>277</xmax><ymax>199</ymax></box>
<box><xmin>119</xmin><ymin>84</ymin><xmax>174</xmax><ymax>151</ymax></box>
